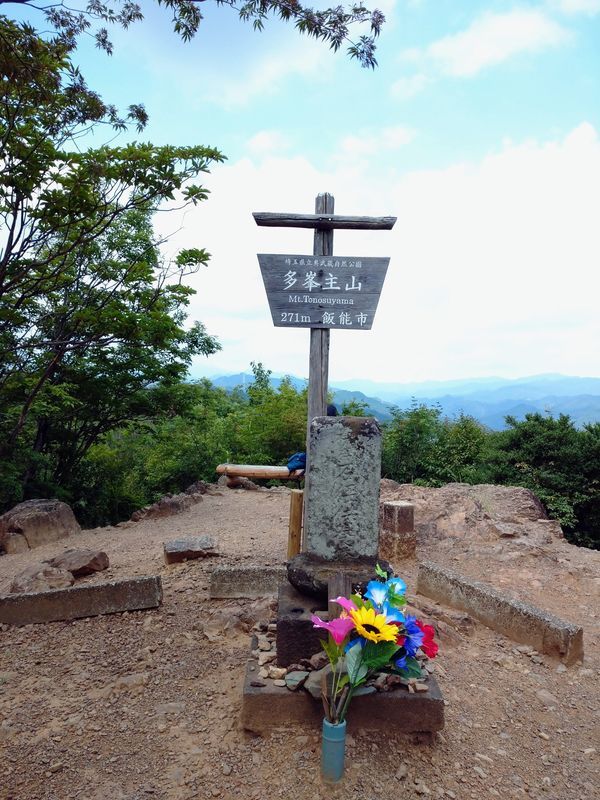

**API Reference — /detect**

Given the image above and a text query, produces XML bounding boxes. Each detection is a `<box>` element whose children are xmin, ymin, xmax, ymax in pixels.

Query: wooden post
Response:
<box><xmin>304</xmin><ymin>192</ymin><xmax>334</xmax><ymax>550</ymax></box>
<box><xmin>307</xmin><ymin>192</ymin><xmax>334</xmax><ymax>429</ymax></box>
<box><xmin>287</xmin><ymin>489</ymin><xmax>303</xmax><ymax>559</ymax></box>
<box><xmin>327</xmin><ymin>572</ymin><xmax>354</xmax><ymax>619</ymax></box>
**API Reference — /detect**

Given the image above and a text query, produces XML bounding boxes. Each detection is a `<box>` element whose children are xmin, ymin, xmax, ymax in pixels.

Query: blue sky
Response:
<box><xmin>11</xmin><ymin>0</ymin><xmax>600</xmax><ymax>383</ymax></box>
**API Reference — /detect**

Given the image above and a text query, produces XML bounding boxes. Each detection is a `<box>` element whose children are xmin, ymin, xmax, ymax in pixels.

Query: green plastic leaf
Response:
<box><xmin>346</xmin><ymin>643</ymin><xmax>368</xmax><ymax>686</ymax></box>
<box><xmin>321</xmin><ymin>637</ymin><xmax>341</xmax><ymax>667</ymax></box>
<box><xmin>362</xmin><ymin>641</ymin><xmax>399</xmax><ymax>670</ymax></box>
<box><xmin>396</xmin><ymin>656</ymin><xmax>423</xmax><ymax>680</ymax></box>
<box><xmin>335</xmin><ymin>673</ymin><xmax>349</xmax><ymax>696</ymax></box>
<box><xmin>375</xmin><ymin>563</ymin><xmax>388</xmax><ymax>579</ymax></box>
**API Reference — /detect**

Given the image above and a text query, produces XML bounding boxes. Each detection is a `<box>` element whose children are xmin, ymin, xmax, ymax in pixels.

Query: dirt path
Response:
<box><xmin>0</xmin><ymin>487</ymin><xmax>598</xmax><ymax>800</ymax></box>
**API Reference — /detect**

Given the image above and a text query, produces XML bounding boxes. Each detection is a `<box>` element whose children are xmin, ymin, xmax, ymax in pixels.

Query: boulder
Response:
<box><xmin>379</xmin><ymin>482</ymin><xmax>562</xmax><ymax>546</ymax></box>
<box><xmin>129</xmin><ymin>491</ymin><xmax>203</xmax><ymax>522</ymax></box>
<box><xmin>0</xmin><ymin>499</ymin><xmax>80</xmax><ymax>553</ymax></box>
<box><xmin>9</xmin><ymin>564</ymin><xmax>74</xmax><ymax>594</ymax></box>
<box><xmin>46</xmin><ymin>548</ymin><xmax>109</xmax><ymax>577</ymax></box>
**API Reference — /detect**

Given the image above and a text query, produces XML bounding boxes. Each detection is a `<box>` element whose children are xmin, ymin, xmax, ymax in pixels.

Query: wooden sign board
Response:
<box><xmin>257</xmin><ymin>253</ymin><xmax>389</xmax><ymax>330</ymax></box>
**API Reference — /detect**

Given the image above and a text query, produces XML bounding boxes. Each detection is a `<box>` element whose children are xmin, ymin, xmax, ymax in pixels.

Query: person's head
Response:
<box><xmin>326</xmin><ymin>404</ymin><xmax>338</xmax><ymax>416</ymax></box>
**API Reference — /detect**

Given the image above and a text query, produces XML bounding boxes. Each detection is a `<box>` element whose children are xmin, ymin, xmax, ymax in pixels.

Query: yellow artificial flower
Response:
<box><xmin>349</xmin><ymin>606</ymin><xmax>398</xmax><ymax>644</ymax></box>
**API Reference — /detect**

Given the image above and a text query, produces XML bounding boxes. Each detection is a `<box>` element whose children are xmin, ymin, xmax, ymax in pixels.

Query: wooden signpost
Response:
<box><xmin>254</xmin><ymin>193</ymin><xmax>396</xmax><ymax>547</ymax></box>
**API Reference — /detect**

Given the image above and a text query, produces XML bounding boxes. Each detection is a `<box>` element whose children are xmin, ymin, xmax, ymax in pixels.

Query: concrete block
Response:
<box><xmin>417</xmin><ymin>561</ymin><xmax>583</xmax><ymax>664</ymax></box>
<box><xmin>209</xmin><ymin>565</ymin><xmax>286</xmax><ymax>599</ymax></box>
<box><xmin>379</xmin><ymin>500</ymin><xmax>416</xmax><ymax>561</ymax></box>
<box><xmin>241</xmin><ymin>651</ymin><xmax>444</xmax><ymax>736</ymax></box>
<box><xmin>276</xmin><ymin>582</ymin><xmax>327</xmax><ymax>667</ymax></box>
<box><xmin>305</xmin><ymin>416</ymin><xmax>381</xmax><ymax>560</ymax></box>
<box><xmin>164</xmin><ymin>536</ymin><xmax>218</xmax><ymax>564</ymax></box>
<box><xmin>0</xmin><ymin>576</ymin><xmax>163</xmax><ymax>626</ymax></box>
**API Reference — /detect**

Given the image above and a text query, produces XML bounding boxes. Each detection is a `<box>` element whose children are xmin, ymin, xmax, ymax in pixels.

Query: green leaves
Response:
<box><xmin>345</xmin><ymin>643</ymin><xmax>368</xmax><ymax>686</ymax></box>
<box><xmin>321</xmin><ymin>637</ymin><xmax>342</xmax><ymax>668</ymax></box>
<box><xmin>395</xmin><ymin>656</ymin><xmax>422</xmax><ymax>680</ymax></box>
<box><xmin>361</xmin><ymin>641</ymin><xmax>399</xmax><ymax>671</ymax></box>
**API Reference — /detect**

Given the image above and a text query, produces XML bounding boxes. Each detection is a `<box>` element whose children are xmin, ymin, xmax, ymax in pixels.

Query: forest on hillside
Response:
<box><xmin>1</xmin><ymin>359</ymin><xmax>599</xmax><ymax>550</ymax></box>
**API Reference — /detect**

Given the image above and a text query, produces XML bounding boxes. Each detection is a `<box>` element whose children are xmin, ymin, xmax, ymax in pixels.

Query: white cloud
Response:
<box><xmin>426</xmin><ymin>9</ymin><xmax>570</xmax><ymax>77</ymax></box>
<box><xmin>550</xmin><ymin>0</ymin><xmax>600</xmax><ymax>14</ymax></box>
<box><xmin>159</xmin><ymin>123</ymin><xmax>600</xmax><ymax>383</ymax></box>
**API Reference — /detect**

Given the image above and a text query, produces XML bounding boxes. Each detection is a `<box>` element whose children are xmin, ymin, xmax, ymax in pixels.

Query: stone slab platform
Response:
<box><xmin>241</xmin><ymin>655</ymin><xmax>445</xmax><ymax>736</ymax></box>
<box><xmin>417</xmin><ymin>561</ymin><xmax>583</xmax><ymax>665</ymax></box>
<box><xmin>0</xmin><ymin>576</ymin><xmax>162</xmax><ymax>626</ymax></box>
<box><xmin>210</xmin><ymin>565</ymin><xmax>286</xmax><ymax>599</ymax></box>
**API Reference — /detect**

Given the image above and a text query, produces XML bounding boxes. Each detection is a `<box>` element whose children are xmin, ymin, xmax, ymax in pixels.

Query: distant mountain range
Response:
<box><xmin>208</xmin><ymin>372</ymin><xmax>600</xmax><ymax>430</ymax></box>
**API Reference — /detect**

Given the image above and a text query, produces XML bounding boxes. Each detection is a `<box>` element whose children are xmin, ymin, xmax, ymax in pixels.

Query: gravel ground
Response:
<box><xmin>0</xmin><ymin>486</ymin><xmax>598</xmax><ymax>800</ymax></box>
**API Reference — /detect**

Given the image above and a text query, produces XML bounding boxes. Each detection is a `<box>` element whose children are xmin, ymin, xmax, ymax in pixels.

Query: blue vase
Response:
<box><xmin>321</xmin><ymin>718</ymin><xmax>346</xmax><ymax>783</ymax></box>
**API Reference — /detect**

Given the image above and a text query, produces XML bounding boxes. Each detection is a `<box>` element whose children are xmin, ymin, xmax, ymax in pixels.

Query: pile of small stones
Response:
<box><xmin>248</xmin><ymin>621</ymin><xmax>435</xmax><ymax>695</ymax></box>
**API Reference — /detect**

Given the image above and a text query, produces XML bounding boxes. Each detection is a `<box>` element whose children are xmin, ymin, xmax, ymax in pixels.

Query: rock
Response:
<box><xmin>309</xmin><ymin>650</ymin><xmax>329</xmax><ymax>670</ymax></box>
<box><xmin>9</xmin><ymin>564</ymin><xmax>74</xmax><ymax>594</ymax></box>
<box><xmin>185</xmin><ymin>481</ymin><xmax>210</xmax><ymax>495</ymax></box>
<box><xmin>379</xmin><ymin>481</ymin><xmax>563</xmax><ymax>545</ymax></box>
<box><xmin>396</xmin><ymin>763</ymin><xmax>409</xmax><ymax>780</ymax></box>
<box><xmin>266</xmin><ymin>666</ymin><xmax>286</xmax><ymax>680</ymax></box>
<box><xmin>302</xmin><ymin>665</ymin><xmax>331</xmax><ymax>699</ymax></box>
<box><xmin>257</xmin><ymin>652</ymin><xmax>276</xmax><ymax>667</ymax></box>
<box><xmin>273</xmin><ymin>679</ymin><xmax>286</xmax><ymax>687</ymax></box>
<box><xmin>284</xmin><ymin>671</ymin><xmax>309</xmax><ymax>691</ymax></box>
<box><xmin>0</xmin><ymin>499</ymin><xmax>80</xmax><ymax>553</ymax></box>
<box><xmin>46</xmin><ymin>548</ymin><xmax>109</xmax><ymax>577</ymax></box>
<box><xmin>130</xmin><ymin>492</ymin><xmax>203</xmax><ymax>522</ymax></box>
<box><xmin>536</xmin><ymin>689</ymin><xmax>559</xmax><ymax>708</ymax></box>
<box><xmin>163</xmin><ymin>537</ymin><xmax>218</xmax><ymax>564</ymax></box>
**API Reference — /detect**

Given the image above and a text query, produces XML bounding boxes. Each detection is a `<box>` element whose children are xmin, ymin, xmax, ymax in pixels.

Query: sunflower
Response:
<box><xmin>349</xmin><ymin>606</ymin><xmax>398</xmax><ymax>644</ymax></box>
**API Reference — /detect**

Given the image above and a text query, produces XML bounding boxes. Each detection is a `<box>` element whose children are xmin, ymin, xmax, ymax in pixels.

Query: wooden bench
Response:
<box><xmin>215</xmin><ymin>464</ymin><xmax>304</xmax><ymax>488</ymax></box>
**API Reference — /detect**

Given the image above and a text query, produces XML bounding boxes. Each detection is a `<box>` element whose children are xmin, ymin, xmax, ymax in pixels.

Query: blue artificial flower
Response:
<box><xmin>382</xmin><ymin>601</ymin><xmax>405</xmax><ymax>625</ymax></box>
<box><xmin>394</xmin><ymin>653</ymin><xmax>408</xmax><ymax>670</ymax></box>
<box><xmin>364</xmin><ymin>579</ymin><xmax>388</xmax><ymax>607</ymax></box>
<box><xmin>386</xmin><ymin>576</ymin><xmax>407</xmax><ymax>595</ymax></box>
<box><xmin>403</xmin><ymin>615</ymin><xmax>425</xmax><ymax>657</ymax></box>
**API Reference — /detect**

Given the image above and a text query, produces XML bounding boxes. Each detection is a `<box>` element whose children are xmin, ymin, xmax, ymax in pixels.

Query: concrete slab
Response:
<box><xmin>209</xmin><ymin>565</ymin><xmax>286</xmax><ymax>599</ymax></box>
<box><xmin>0</xmin><ymin>576</ymin><xmax>162</xmax><ymax>626</ymax></box>
<box><xmin>417</xmin><ymin>561</ymin><xmax>583</xmax><ymax>664</ymax></box>
<box><xmin>241</xmin><ymin>647</ymin><xmax>445</xmax><ymax>736</ymax></box>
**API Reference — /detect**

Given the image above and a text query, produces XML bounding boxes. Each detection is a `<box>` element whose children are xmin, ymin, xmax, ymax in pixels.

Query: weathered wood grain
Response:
<box><xmin>253</xmin><ymin>212</ymin><xmax>397</xmax><ymax>230</ymax></box>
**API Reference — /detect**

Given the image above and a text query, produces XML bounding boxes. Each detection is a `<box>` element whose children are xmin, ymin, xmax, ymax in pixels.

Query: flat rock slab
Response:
<box><xmin>0</xmin><ymin>576</ymin><xmax>162</xmax><ymax>626</ymax></box>
<box><xmin>241</xmin><ymin>650</ymin><xmax>444</xmax><ymax>736</ymax></box>
<box><xmin>164</xmin><ymin>536</ymin><xmax>218</xmax><ymax>564</ymax></box>
<box><xmin>210</xmin><ymin>565</ymin><xmax>286</xmax><ymax>599</ymax></box>
<box><xmin>46</xmin><ymin>548</ymin><xmax>109</xmax><ymax>577</ymax></box>
<box><xmin>417</xmin><ymin>561</ymin><xmax>583</xmax><ymax>665</ymax></box>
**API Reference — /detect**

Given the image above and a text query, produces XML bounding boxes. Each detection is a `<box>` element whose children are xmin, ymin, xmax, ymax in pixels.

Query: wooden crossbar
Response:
<box><xmin>253</xmin><ymin>212</ymin><xmax>397</xmax><ymax>230</ymax></box>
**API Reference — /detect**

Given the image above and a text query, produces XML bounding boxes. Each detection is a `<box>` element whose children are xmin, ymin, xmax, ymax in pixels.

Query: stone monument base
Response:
<box><xmin>286</xmin><ymin>553</ymin><xmax>393</xmax><ymax>599</ymax></box>
<box><xmin>241</xmin><ymin>644</ymin><xmax>445</xmax><ymax>736</ymax></box>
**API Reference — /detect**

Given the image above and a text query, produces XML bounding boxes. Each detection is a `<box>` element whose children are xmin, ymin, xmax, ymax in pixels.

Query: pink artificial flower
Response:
<box><xmin>332</xmin><ymin>596</ymin><xmax>358</xmax><ymax>614</ymax></box>
<box><xmin>311</xmin><ymin>614</ymin><xmax>355</xmax><ymax>645</ymax></box>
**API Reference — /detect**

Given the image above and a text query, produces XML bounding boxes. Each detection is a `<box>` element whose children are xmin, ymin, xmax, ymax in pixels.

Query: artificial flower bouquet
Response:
<box><xmin>311</xmin><ymin>566</ymin><xmax>438</xmax><ymax>725</ymax></box>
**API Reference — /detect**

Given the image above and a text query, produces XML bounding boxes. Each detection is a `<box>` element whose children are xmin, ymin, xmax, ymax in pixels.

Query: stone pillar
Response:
<box><xmin>379</xmin><ymin>500</ymin><xmax>416</xmax><ymax>561</ymax></box>
<box><xmin>304</xmin><ymin>416</ymin><xmax>381</xmax><ymax>559</ymax></box>
<box><xmin>287</xmin><ymin>417</ymin><xmax>385</xmax><ymax>598</ymax></box>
